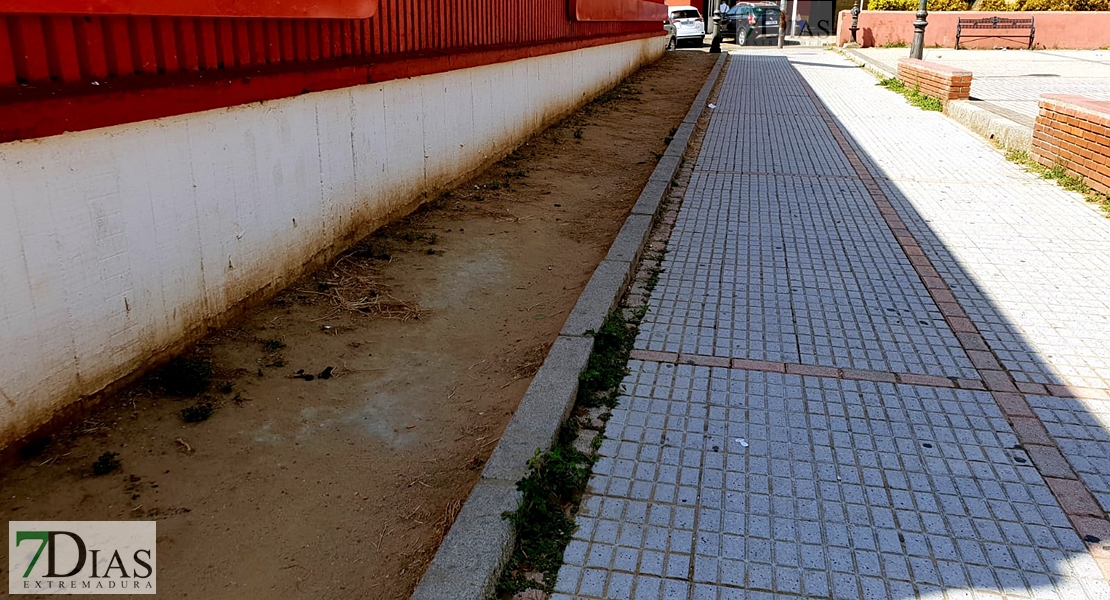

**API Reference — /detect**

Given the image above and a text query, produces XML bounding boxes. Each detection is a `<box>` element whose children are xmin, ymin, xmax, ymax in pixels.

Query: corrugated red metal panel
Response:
<box><xmin>196</xmin><ymin>18</ymin><xmax>218</xmax><ymax>69</ymax></box>
<box><xmin>215</xmin><ymin>19</ymin><xmax>234</xmax><ymax>68</ymax></box>
<box><xmin>102</xmin><ymin>16</ymin><xmax>133</xmax><ymax>77</ymax></box>
<box><xmin>0</xmin><ymin>0</ymin><xmax>661</xmax><ymax>140</ymax></box>
<box><xmin>43</xmin><ymin>16</ymin><xmax>82</xmax><ymax>82</ymax></box>
<box><xmin>152</xmin><ymin>17</ymin><xmax>177</xmax><ymax>72</ymax></box>
<box><xmin>131</xmin><ymin>16</ymin><xmax>158</xmax><ymax>74</ymax></box>
<box><xmin>274</xmin><ymin>19</ymin><xmax>290</xmax><ymax>63</ymax></box>
<box><xmin>175</xmin><ymin>18</ymin><xmax>198</xmax><ymax>70</ymax></box>
<box><xmin>3</xmin><ymin>0</ymin><xmax>378</xmax><ymax>20</ymax></box>
<box><xmin>11</xmin><ymin>16</ymin><xmax>51</xmax><ymax>82</ymax></box>
<box><xmin>75</xmin><ymin>16</ymin><xmax>109</xmax><ymax>79</ymax></box>
<box><xmin>0</xmin><ymin>20</ymin><xmax>18</xmax><ymax>85</ymax></box>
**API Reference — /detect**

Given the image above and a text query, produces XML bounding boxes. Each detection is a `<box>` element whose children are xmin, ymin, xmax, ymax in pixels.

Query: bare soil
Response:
<box><xmin>0</xmin><ymin>50</ymin><xmax>718</xmax><ymax>599</ymax></box>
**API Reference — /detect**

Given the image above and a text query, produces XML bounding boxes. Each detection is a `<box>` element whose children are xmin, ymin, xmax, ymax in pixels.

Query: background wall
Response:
<box><xmin>837</xmin><ymin>10</ymin><xmax>1110</xmax><ymax>48</ymax></box>
<box><xmin>0</xmin><ymin>34</ymin><xmax>666</xmax><ymax>448</ymax></box>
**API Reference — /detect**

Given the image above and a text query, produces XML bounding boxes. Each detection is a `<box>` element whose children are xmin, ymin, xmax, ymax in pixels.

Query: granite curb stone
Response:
<box><xmin>558</xmin><ymin>260</ymin><xmax>633</xmax><ymax>338</ymax></box>
<box><xmin>603</xmin><ymin>214</ymin><xmax>654</xmax><ymax>265</ymax></box>
<box><xmin>410</xmin><ymin>482</ymin><xmax>521</xmax><ymax>600</ymax></box>
<box><xmin>479</xmin><ymin>335</ymin><xmax>594</xmax><ymax>484</ymax></box>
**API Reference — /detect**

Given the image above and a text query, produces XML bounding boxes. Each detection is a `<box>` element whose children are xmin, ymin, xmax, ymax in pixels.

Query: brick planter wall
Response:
<box><xmin>897</xmin><ymin>58</ymin><xmax>971</xmax><ymax>105</ymax></box>
<box><xmin>1033</xmin><ymin>95</ymin><xmax>1110</xmax><ymax>196</ymax></box>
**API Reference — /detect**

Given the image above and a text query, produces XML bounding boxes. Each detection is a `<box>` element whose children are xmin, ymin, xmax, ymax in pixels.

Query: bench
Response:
<box><xmin>956</xmin><ymin>16</ymin><xmax>1034</xmax><ymax>49</ymax></box>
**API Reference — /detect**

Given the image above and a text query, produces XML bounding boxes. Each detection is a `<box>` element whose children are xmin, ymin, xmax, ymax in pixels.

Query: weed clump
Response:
<box><xmin>578</xmin><ymin>309</ymin><xmax>644</xmax><ymax>407</ymax></box>
<box><xmin>92</xmin><ymin>452</ymin><xmax>121</xmax><ymax>476</ymax></box>
<box><xmin>1006</xmin><ymin>149</ymin><xmax>1109</xmax><ymax>215</ymax></box>
<box><xmin>158</xmin><ymin>356</ymin><xmax>213</xmax><ymax>397</ymax></box>
<box><xmin>181</xmin><ymin>403</ymin><xmax>215</xmax><ymax>423</ymax></box>
<box><xmin>878</xmin><ymin>77</ymin><xmax>943</xmax><ymax>112</ymax></box>
<box><xmin>497</xmin><ymin>441</ymin><xmax>594</xmax><ymax>595</ymax></box>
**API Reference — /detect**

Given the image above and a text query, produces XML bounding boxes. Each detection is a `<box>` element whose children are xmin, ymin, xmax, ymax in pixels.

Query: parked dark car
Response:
<box><xmin>720</xmin><ymin>2</ymin><xmax>781</xmax><ymax>46</ymax></box>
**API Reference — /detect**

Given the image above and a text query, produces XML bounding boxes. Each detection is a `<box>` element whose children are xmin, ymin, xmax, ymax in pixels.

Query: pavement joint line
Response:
<box><xmin>410</xmin><ymin>52</ymin><xmax>729</xmax><ymax>600</ymax></box>
<box><xmin>626</xmin><ymin>352</ymin><xmax>1101</xmax><ymax>399</ymax></box>
<box><xmin>794</xmin><ymin>58</ymin><xmax>1110</xmax><ymax>576</ymax></box>
<box><xmin>695</xmin><ymin>170</ymin><xmax>860</xmax><ymax>180</ymax></box>
<box><xmin>631</xmin><ymin>349</ymin><xmax>973</xmax><ymax>391</ymax></box>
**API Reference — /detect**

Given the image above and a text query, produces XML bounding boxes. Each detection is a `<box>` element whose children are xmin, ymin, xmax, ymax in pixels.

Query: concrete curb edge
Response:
<box><xmin>410</xmin><ymin>51</ymin><xmax>727</xmax><ymax>600</ymax></box>
<box><xmin>837</xmin><ymin>46</ymin><xmax>896</xmax><ymax>79</ymax></box>
<box><xmin>944</xmin><ymin>100</ymin><xmax>1032</xmax><ymax>153</ymax></box>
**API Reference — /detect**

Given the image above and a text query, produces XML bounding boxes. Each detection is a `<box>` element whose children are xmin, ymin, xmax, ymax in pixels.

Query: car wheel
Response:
<box><xmin>737</xmin><ymin>29</ymin><xmax>749</xmax><ymax>46</ymax></box>
<box><xmin>666</xmin><ymin>35</ymin><xmax>676</xmax><ymax>51</ymax></box>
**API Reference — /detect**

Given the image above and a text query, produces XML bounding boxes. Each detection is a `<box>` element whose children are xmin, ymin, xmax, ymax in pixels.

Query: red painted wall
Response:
<box><xmin>837</xmin><ymin>10</ymin><xmax>1110</xmax><ymax>49</ymax></box>
<box><xmin>0</xmin><ymin>0</ymin><xmax>663</xmax><ymax>142</ymax></box>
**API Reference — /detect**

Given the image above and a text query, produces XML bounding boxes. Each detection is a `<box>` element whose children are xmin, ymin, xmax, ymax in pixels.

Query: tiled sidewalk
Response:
<box><xmin>553</xmin><ymin>50</ymin><xmax>1110</xmax><ymax>599</ymax></box>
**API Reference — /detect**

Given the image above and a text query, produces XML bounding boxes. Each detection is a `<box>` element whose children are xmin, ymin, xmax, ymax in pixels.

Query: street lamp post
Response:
<box><xmin>850</xmin><ymin>0</ymin><xmax>860</xmax><ymax>45</ymax></box>
<box><xmin>910</xmin><ymin>0</ymin><xmax>928</xmax><ymax>59</ymax></box>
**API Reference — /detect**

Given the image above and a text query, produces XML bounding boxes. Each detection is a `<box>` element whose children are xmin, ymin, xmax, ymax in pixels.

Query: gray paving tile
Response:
<box><xmin>791</xmin><ymin>49</ymin><xmax>1110</xmax><ymax>391</ymax></box>
<box><xmin>557</xmin><ymin>49</ymin><xmax>1110</xmax><ymax>600</ymax></box>
<box><xmin>637</xmin><ymin>55</ymin><xmax>976</xmax><ymax>379</ymax></box>
<box><xmin>563</xmin><ymin>363</ymin><xmax>1109</xmax><ymax>599</ymax></box>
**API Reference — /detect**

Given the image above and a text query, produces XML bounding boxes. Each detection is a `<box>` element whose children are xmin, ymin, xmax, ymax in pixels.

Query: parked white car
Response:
<box><xmin>667</xmin><ymin>6</ymin><xmax>705</xmax><ymax>48</ymax></box>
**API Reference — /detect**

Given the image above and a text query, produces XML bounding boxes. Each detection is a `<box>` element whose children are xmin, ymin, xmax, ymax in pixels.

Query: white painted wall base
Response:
<box><xmin>0</xmin><ymin>36</ymin><xmax>666</xmax><ymax>448</ymax></box>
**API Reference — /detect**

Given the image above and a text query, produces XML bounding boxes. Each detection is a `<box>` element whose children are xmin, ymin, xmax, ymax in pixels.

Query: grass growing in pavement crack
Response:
<box><xmin>1006</xmin><ymin>149</ymin><xmax>1110</xmax><ymax>216</ymax></box>
<box><xmin>496</xmin><ymin>305</ymin><xmax>648</xmax><ymax>595</ymax></box>
<box><xmin>878</xmin><ymin>77</ymin><xmax>943</xmax><ymax>112</ymax></box>
<box><xmin>578</xmin><ymin>307</ymin><xmax>646</xmax><ymax>408</ymax></box>
<box><xmin>643</xmin><ymin>251</ymin><xmax>667</xmax><ymax>294</ymax></box>
<box><xmin>496</xmin><ymin>430</ymin><xmax>595</xmax><ymax>596</ymax></box>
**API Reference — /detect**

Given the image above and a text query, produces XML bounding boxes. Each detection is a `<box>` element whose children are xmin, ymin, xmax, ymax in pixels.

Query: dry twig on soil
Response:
<box><xmin>299</xmin><ymin>259</ymin><xmax>423</xmax><ymax>321</ymax></box>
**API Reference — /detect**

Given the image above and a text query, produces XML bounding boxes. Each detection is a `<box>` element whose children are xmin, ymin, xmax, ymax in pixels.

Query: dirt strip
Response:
<box><xmin>0</xmin><ymin>51</ymin><xmax>719</xmax><ymax>599</ymax></box>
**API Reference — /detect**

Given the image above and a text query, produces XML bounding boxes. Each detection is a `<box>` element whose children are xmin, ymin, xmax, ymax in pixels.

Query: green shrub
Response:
<box><xmin>871</xmin><ymin>0</ymin><xmax>913</xmax><ymax>9</ymax></box>
<box><xmin>872</xmin><ymin>0</ymin><xmax>970</xmax><ymax>8</ymax></box>
<box><xmin>977</xmin><ymin>0</ymin><xmax>1021</xmax><ymax>9</ymax></box>
<box><xmin>1074</xmin><ymin>0</ymin><xmax>1109</xmax><ymax>9</ymax></box>
<box><xmin>931</xmin><ymin>0</ymin><xmax>972</xmax><ymax>9</ymax></box>
<box><xmin>1021</xmin><ymin>0</ymin><xmax>1073</xmax><ymax>9</ymax></box>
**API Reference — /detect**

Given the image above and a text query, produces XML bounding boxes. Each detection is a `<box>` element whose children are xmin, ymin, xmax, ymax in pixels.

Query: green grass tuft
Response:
<box><xmin>496</xmin><ymin>441</ymin><xmax>594</xmax><ymax>595</ymax></box>
<box><xmin>879</xmin><ymin>78</ymin><xmax>944</xmax><ymax>112</ymax></box>
<box><xmin>577</xmin><ymin>308</ymin><xmax>644</xmax><ymax>408</ymax></box>
<box><xmin>1006</xmin><ymin>149</ymin><xmax>1110</xmax><ymax>216</ymax></box>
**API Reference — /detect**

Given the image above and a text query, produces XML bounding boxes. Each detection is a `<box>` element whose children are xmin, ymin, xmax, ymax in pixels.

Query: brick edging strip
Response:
<box><xmin>410</xmin><ymin>52</ymin><xmax>729</xmax><ymax>600</ymax></box>
<box><xmin>794</xmin><ymin>61</ymin><xmax>1110</xmax><ymax>576</ymax></box>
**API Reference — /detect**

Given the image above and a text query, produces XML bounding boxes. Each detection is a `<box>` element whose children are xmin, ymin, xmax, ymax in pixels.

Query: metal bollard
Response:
<box><xmin>710</xmin><ymin>16</ymin><xmax>723</xmax><ymax>53</ymax></box>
